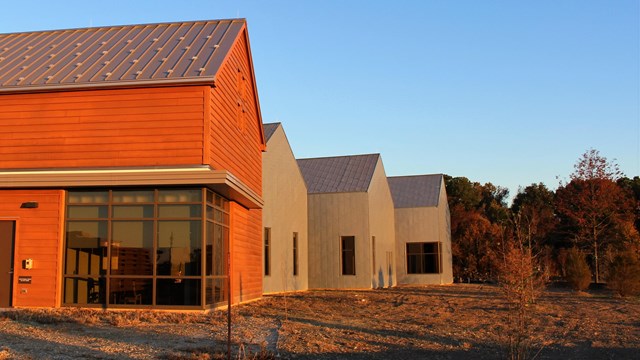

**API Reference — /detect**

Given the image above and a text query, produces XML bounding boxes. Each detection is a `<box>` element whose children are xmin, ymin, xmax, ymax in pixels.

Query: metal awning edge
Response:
<box><xmin>0</xmin><ymin>166</ymin><xmax>263</xmax><ymax>209</ymax></box>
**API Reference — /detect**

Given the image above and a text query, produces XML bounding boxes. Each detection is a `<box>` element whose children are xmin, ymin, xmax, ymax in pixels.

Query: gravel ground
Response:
<box><xmin>0</xmin><ymin>284</ymin><xmax>638</xmax><ymax>359</ymax></box>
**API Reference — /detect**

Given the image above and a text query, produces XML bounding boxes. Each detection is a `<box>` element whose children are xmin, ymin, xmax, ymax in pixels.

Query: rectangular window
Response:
<box><xmin>64</xmin><ymin>188</ymin><xmax>229</xmax><ymax>309</ymax></box>
<box><xmin>341</xmin><ymin>236</ymin><xmax>356</xmax><ymax>276</ymax></box>
<box><xmin>264</xmin><ymin>228</ymin><xmax>271</xmax><ymax>276</ymax></box>
<box><xmin>406</xmin><ymin>242</ymin><xmax>442</xmax><ymax>274</ymax></box>
<box><xmin>371</xmin><ymin>236</ymin><xmax>376</xmax><ymax>275</ymax></box>
<box><xmin>293</xmin><ymin>232</ymin><xmax>299</xmax><ymax>276</ymax></box>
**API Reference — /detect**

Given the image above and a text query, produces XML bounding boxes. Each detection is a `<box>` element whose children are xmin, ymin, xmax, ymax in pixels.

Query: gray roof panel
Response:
<box><xmin>263</xmin><ymin>122</ymin><xmax>280</xmax><ymax>142</ymax></box>
<box><xmin>297</xmin><ymin>154</ymin><xmax>380</xmax><ymax>194</ymax></box>
<box><xmin>0</xmin><ymin>19</ymin><xmax>245</xmax><ymax>93</ymax></box>
<box><xmin>388</xmin><ymin>174</ymin><xmax>443</xmax><ymax>208</ymax></box>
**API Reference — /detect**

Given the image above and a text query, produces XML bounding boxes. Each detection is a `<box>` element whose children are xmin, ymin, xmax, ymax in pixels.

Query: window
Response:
<box><xmin>406</xmin><ymin>242</ymin><xmax>442</xmax><ymax>274</ymax></box>
<box><xmin>64</xmin><ymin>188</ymin><xmax>229</xmax><ymax>308</ymax></box>
<box><xmin>371</xmin><ymin>236</ymin><xmax>376</xmax><ymax>275</ymax></box>
<box><xmin>264</xmin><ymin>228</ymin><xmax>271</xmax><ymax>276</ymax></box>
<box><xmin>292</xmin><ymin>232</ymin><xmax>298</xmax><ymax>276</ymax></box>
<box><xmin>341</xmin><ymin>236</ymin><xmax>356</xmax><ymax>275</ymax></box>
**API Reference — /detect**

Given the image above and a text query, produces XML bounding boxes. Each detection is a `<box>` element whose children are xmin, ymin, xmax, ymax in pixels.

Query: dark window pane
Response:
<box><xmin>156</xmin><ymin>279</ymin><xmax>201</xmax><ymax>306</ymax></box>
<box><xmin>158</xmin><ymin>189</ymin><xmax>202</xmax><ymax>203</ymax></box>
<box><xmin>67</xmin><ymin>206</ymin><xmax>108</xmax><ymax>219</ymax></box>
<box><xmin>68</xmin><ymin>191</ymin><xmax>108</xmax><ymax>204</ymax></box>
<box><xmin>264</xmin><ymin>228</ymin><xmax>271</xmax><ymax>276</ymax></box>
<box><xmin>157</xmin><ymin>221</ymin><xmax>202</xmax><ymax>276</ymax></box>
<box><xmin>111</xmin><ymin>221</ymin><xmax>153</xmax><ymax>275</ymax></box>
<box><xmin>64</xmin><ymin>277</ymin><xmax>105</xmax><ymax>304</ymax></box>
<box><xmin>109</xmin><ymin>278</ymin><xmax>152</xmax><ymax>305</ymax></box>
<box><xmin>158</xmin><ymin>205</ymin><xmax>202</xmax><ymax>218</ymax></box>
<box><xmin>65</xmin><ymin>221</ymin><xmax>108</xmax><ymax>275</ymax></box>
<box><xmin>406</xmin><ymin>242</ymin><xmax>441</xmax><ymax>274</ymax></box>
<box><xmin>293</xmin><ymin>233</ymin><xmax>298</xmax><ymax>276</ymax></box>
<box><xmin>112</xmin><ymin>190</ymin><xmax>154</xmax><ymax>203</ymax></box>
<box><xmin>206</xmin><ymin>278</ymin><xmax>227</xmax><ymax>305</ymax></box>
<box><xmin>341</xmin><ymin>236</ymin><xmax>356</xmax><ymax>275</ymax></box>
<box><xmin>112</xmin><ymin>205</ymin><xmax>154</xmax><ymax>218</ymax></box>
<box><xmin>212</xmin><ymin>224</ymin><xmax>226</xmax><ymax>276</ymax></box>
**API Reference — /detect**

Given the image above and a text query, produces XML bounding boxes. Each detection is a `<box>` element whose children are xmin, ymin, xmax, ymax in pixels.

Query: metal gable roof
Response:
<box><xmin>297</xmin><ymin>154</ymin><xmax>380</xmax><ymax>194</ymax></box>
<box><xmin>388</xmin><ymin>174</ymin><xmax>443</xmax><ymax>208</ymax></box>
<box><xmin>0</xmin><ymin>19</ymin><xmax>245</xmax><ymax>93</ymax></box>
<box><xmin>263</xmin><ymin>122</ymin><xmax>280</xmax><ymax>142</ymax></box>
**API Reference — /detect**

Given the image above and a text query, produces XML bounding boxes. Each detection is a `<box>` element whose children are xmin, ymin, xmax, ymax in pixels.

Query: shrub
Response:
<box><xmin>606</xmin><ymin>250</ymin><xmax>640</xmax><ymax>297</ymax></box>
<box><xmin>564</xmin><ymin>248</ymin><xmax>591</xmax><ymax>291</ymax></box>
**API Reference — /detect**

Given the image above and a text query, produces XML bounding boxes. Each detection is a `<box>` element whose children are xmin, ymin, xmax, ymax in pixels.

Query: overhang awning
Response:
<box><xmin>0</xmin><ymin>166</ymin><xmax>263</xmax><ymax>209</ymax></box>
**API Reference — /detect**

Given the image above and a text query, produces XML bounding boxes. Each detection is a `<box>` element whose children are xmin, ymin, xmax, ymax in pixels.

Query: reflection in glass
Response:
<box><xmin>109</xmin><ymin>278</ymin><xmax>152</xmax><ymax>305</ymax></box>
<box><xmin>112</xmin><ymin>205</ymin><xmax>153</xmax><ymax>218</ymax></box>
<box><xmin>157</xmin><ymin>221</ymin><xmax>202</xmax><ymax>276</ymax></box>
<box><xmin>158</xmin><ymin>205</ymin><xmax>202</xmax><ymax>218</ymax></box>
<box><xmin>112</xmin><ymin>190</ymin><xmax>154</xmax><ymax>203</ymax></box>
<box><xmin>67</xmin><ymin>206</ymin><xmax>108</xmax><ymax>219</ymax></box>
<box><xmin>156</xmin><ymin>279</ymin><xmax>201</xmax><ymax>305</ymax></box>
<box><xmin>206</xmin><ymin>278</ymin><xmax>226</xmax><ymax>305</ymax></box>
<box><xmin>67</xmin><ymin>191</ymin><xmax>108</xmax><ymax>204</ymax></box>
<box><xmin>111</xmin><ymin>221</ymin><xmax>153</xmax><ymax>275</ymax></box>
<box><xmin>65</xmin><ymin>221</ymin><xmax>108</xmax><ymax>275</ymax></box>
<box><xmin>158</xmin><ymin>189</ymin><xmax>201</xmax><ymax>203</ymax></box>
<box><xmin>64</xmin><ymin>277</ymin><xmax>105</xmax><ymax>304</ymax></box>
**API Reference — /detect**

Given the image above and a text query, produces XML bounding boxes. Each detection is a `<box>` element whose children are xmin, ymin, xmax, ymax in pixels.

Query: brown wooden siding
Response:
<box><xmin>208</xmin><ymin>28</ymin><xmax>263</xmax><ymax>196</ymax></box>
<box><xmin>0</xmin><ymin>87</ymin><xmax>206</xmax><ymax>169</ymax></box>
<box><xmin>0</xmin><ymin>190</ymin><xmax>63</xmax><ymax>307</ymax></box>
<box><xmin>230</xmin><ymin>202</ymin><xmax>262</xmax><ymax>303</ymax></box>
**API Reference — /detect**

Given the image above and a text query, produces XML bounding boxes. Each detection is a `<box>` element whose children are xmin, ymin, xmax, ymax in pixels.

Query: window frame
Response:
<box><xmin>341</xmin><ymin>236</ymin><xmax>356</xmax><ymax>276</ymax></box>
<box><xmin>406</xmin><ymin>242</ymin><xmax>442</xmax><ymax>275</ymax></box>
<box><xmin>63</xmin><ymin>187</ymin><xmax>229</xmax><ymax>309</ymax></box>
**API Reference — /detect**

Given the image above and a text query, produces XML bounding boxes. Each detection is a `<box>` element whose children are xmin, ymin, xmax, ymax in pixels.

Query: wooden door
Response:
<box><xmin>0</xmin><ymin>221</ymin><xmax>15</xmax><ymax>308</ymax></box>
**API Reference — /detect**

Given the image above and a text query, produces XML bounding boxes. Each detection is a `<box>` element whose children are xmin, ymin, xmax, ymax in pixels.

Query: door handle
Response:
<box><xmin>8</xmin><ymin>271</ymin><xmax>13</xmax><ymax>274</ymax></box>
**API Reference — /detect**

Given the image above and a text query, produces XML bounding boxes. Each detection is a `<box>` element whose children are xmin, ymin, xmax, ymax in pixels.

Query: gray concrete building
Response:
<box><xmin>388</xmin><ymin>174</ymin><xmax>454</xmax><ymax>285</ymax></box>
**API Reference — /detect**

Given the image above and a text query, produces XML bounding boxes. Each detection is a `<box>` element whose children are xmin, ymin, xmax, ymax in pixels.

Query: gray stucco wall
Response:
<box><xmin>262</xmin><ymin>125</ymin><xmax>309</xmax><ymax>293</ymax></box>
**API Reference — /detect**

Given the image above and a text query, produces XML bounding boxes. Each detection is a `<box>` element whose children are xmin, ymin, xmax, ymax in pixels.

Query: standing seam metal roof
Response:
<box><xmin>0</xmin><ymin>19</ymin><xmax>245</xmax><ymax>93</ymax></box>
<box><xmin>387</xmin><ymin>174</ymin><xmax>443</xmax><ymax>208</ymax></box>
<box><xmin>297</xmin><ymin>154</ymin><xmax>380</xmax><ymax>194</ymax></box>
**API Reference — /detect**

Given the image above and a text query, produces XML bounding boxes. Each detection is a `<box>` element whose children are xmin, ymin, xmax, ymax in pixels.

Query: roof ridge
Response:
<box><xmin>297</xmin><ymin>153</ymin><xmax>380</xmax><ymax>162</ymax></box>
<box><xmin>0</xmin><ymin>19</ymin><xmax>246</xmax><ymax>36</ymax></box>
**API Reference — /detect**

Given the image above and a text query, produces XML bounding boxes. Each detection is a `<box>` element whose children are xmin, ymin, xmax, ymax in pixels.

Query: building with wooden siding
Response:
<box><xmin>0</xmin><ymin>19</ymin><xmax>265</xmax><ymax>309</ymax></box>
<box><xmin>298</xmin><ymin>154</ymin><xmax>396</xmax><ymax>289</ymax></box>
<box><xmin>388</xmin><ymin>175</ymin><xmax>453</xmax><ymax>285</ymax></box>
<box><xmin>262</xmin><ymin>123</ymin><xmax>308</xmax><ymax>293</ymax></box>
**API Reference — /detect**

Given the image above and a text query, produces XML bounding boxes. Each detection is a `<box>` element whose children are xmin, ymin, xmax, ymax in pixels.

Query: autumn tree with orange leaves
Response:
<box><xmin>555</xmin><ymin>149</ymin><xmax>638</xmax><ymax>283</ymax></box>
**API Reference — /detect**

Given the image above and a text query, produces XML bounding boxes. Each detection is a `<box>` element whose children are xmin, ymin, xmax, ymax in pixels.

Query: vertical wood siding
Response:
<box><xmin>208</xmin><ymin>29</ymin><xmax>263</xmax><ymax>196</ymax></box>
<box><xmin>0</xmin><ymin>87</ymin><xmax>206</xmax><ymax>169</ymax></box>
<box><xmin>0</xmin><ymin>190</ymin><xmax>63</xmax><ymax>307</ymax></box>
<box><xmin>230</xmin><ymin>202</ymin><xmax>262</xmax><ymax>303</ymax></box>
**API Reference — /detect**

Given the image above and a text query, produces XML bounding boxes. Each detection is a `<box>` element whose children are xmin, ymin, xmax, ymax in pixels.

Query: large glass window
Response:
<box><xmin>406</xmin><ymin>242</ymin><xmax>442</xmax><ymax>274</ymax></box>
<box><xmin>63</xmin><ymin>188</ymin><xmax>229</xmax><ymax>309</ymax></box>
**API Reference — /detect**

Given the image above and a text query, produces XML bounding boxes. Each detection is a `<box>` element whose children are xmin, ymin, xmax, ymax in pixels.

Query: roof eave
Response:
<box><xmin>0</xmin><ymin>76</ymin><xmax>217</xmax><ymax>95</ymax></box>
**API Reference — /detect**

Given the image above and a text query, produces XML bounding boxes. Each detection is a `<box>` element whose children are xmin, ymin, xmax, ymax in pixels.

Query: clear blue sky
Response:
<box><xmin>1</xmin><ymin>0</ymin><xmax>638</xmax><ymax>200</ymax></box>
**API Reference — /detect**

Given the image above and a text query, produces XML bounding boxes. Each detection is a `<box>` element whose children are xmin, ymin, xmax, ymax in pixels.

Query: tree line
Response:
<box><xmin>445</xmin><ymin>149</ymin><xmax>640</xmax><ymax>291</ymax></box>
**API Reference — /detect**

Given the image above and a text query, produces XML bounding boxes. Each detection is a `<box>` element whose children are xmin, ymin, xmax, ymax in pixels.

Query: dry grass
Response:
<box><xmin>0</xmin><ymin>285</ymin><xmax>638</xmax><ymax>359</ymax></box>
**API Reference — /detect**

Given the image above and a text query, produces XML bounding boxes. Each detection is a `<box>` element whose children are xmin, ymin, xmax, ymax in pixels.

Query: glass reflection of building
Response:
<box><xmin>63</xmin><ymin>188</ymin><xmax>229</xmax><ymax>309</ymax></box>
